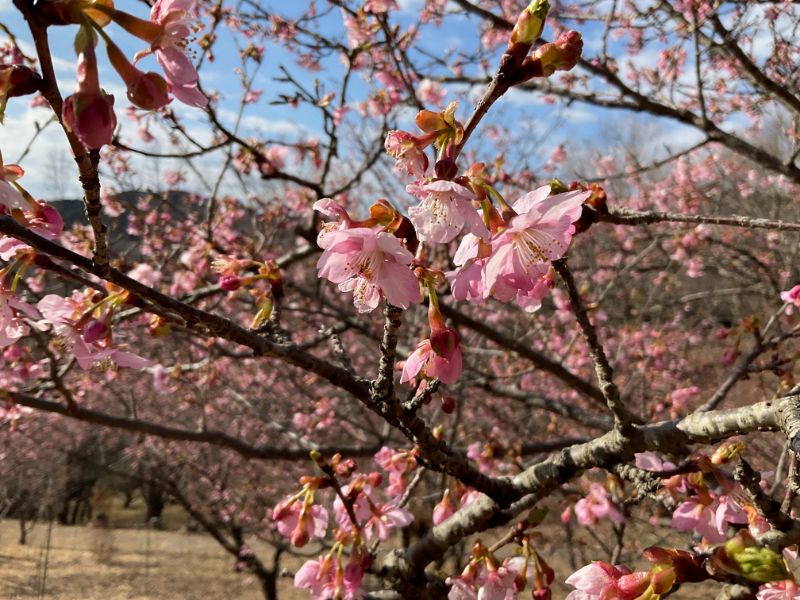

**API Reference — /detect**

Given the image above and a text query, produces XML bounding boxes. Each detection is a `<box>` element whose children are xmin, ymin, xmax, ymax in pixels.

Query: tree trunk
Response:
<box><xmin>144</xmin><ymin>482</ymin><xmax>166</xmax><ymax>527</ymax></box>
<box><xmin>18</xmin><ymin>516</ymin><xmax>27</xmax><ymax>545</ymax></box>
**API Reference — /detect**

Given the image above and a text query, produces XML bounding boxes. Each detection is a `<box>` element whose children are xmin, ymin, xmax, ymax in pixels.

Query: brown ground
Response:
<box><xmin>0</xmin><ymin>491</ymin><xmax>735</xmax><ymax>599</ymax></box>
<box><xmin>0</xmin><ymin>519</ymin><xmax>291</xmax><ymax>600</ymax></box>
<box><xmin>0</xmin><ymin>493</ymin><xmax>305</xmax><ymax>600</ymax></box>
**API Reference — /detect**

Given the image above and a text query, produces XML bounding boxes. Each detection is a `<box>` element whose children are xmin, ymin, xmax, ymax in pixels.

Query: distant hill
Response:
<box><xmin>50</xmin><ymin>190</ymin><xmax>197</xmax><ymax>257</ymax></box>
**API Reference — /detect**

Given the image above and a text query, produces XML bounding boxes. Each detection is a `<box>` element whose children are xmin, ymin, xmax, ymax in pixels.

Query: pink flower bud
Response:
<box><xmin>127</xmin><ymin>71</ymin><xmax>170</xmax><ymax>110</ymax></box>
<box><xmin>441</xmin><ymin>395</ymin><xmax>456</xmax><ymax>414</ymax></box>
<box><xmin>219</xmin><ymin>274</ymin><xmax>243</xmax><ymax>291</ymax></box>
<box><xmin>430</xmin><ymin>327</ymin><xmax>460</xmax><ymax>359</ymax></box>
<box><xmin>62</xmin><ymin>91</ymin><xmax>117</xmax><ymax>149</ymax></box>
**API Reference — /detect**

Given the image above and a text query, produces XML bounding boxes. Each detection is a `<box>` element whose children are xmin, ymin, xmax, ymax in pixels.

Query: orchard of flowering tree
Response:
<box><xmin>1</xmin><ymin>0</ymin><xmax>800</xmax><ymax>598</ymax></box>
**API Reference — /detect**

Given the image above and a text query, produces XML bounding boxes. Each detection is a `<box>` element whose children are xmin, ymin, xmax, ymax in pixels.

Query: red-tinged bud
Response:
<box><xmin>127</xmin><ymin>71</ymin><xmax>170</xmax><ymax>110</ymax></box>
<box><xmin>435</xmin><ymin>158</ymin><xmax>458</xmax><ymax>179</ymax></box>
<box><xmin>82</xmin><ymin>319</ymin><xmax>109</xmax><ymax>343</ymax></box>
<box><xmin>367</xmin><ymin>471</ymin><xmax>383</xmax><ymax>487</ymax></box>
<box><xmin>533</xmin><ymin>589</ymin><xmax>551</xmax><ymax>600</ymax></box>
<box><xmin>291</xmin><ymin>525</ymin><xmax>310</xmax><ymax>547</ymax></box>
<box><xmin>509</xmin><ymin>0</ymin><xmax>550</xmax><ymax>47</ymax></box>
<box><xmin>63</xmin><ymin>91</ymin><xmax>117</xmax><ymax>149</ymax></box>
<box><xmin>219</xmin><ymin>274</ymin><xmax>243</xmax><ymax>291</ymax></box>
<box><xmin>533</xmin><ymin>31</ymin><xmax>583</xmax><ymax>76</ymax></box>
<box><xmin>430</xmin><ymin>327</ymin><xmax>460</xmax><ymax>359</ymax></box>
<box><xmin>441</xmin><ymin>395</ymin><xmax>456</xmax><ymax>414</ymax></box>
<box><xmin>105</xmin><ymin>40</ymin><xmax>170</xmax><ymax>110</ymax></box>
<box><xmin>616</xmin><ymin>572</ymin><xmax>651</xmax><ymax>597</ymax></box>
<box><xmin>63</xmin><ymin>44</ymin><xmax>116</xmax><ymax>149</ymax></box>
<box><xmin>0</xmin><ymin>65</ymin><xmax>43</xmax><ymax>119</ymax></box>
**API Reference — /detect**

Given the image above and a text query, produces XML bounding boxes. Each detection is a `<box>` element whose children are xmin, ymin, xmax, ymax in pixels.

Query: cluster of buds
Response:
<box><xmin>271</xmin><ymin>474</ymin><xmax>331</xmax><ymax>548</ymax></box>
<box><xmin>211</xmin><ymin>255</ymin><xmax>283</xmax><ymax>328</ymax></box>
<box><xmin>385</xmin><ymin>101</ymin><xmax>465</xmax><ymax>180</ymax></box>
<box><xmin>501</xmin><ymin>0</ymin><xmax>583</xmax><ymax>86</ymax></box>
<box><xmin>294</xmin><ymin>532</ymin><xmax>371</xmax><ymax>600</ymax></box>
<box><xmin>710</xmin><ymin>531</ymin><xmax>789</xmax><ymax>583</ymax></box>
<box><xmin>446</xmin><ymin>537</ymin><xmax>557</xmax><ymax>599</ymax></box>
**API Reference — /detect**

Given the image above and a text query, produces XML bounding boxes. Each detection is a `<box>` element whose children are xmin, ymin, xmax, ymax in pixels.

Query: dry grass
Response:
<box><xmin>0</xmin><ymin>489</ymin><xmax>737</xmax><ymax>600</ymax></box>
<box><xmin>0</xmin><ymin>519</ymin><xmax>294</xmax><ymax>600</ymax></box>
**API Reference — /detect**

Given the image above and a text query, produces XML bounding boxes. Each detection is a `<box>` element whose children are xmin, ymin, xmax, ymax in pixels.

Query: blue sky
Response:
<box><xmin>0</xmin><ymin>0</ymin><xmax>704</xmax><ymax>201</ymax></box>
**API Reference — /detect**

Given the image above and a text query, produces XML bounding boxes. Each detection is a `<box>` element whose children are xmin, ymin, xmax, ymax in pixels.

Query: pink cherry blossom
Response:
<box><xmin>272</xmin><ymin>496</ymin><xmax>329</xmax><ymax>547</ymax></box>
<box><xmin>634</xmin><ymin>452</ymin><xmax>677</xmax><ymax>472</ymax></box>
<box><xmin>134</xmin><ymin>0</ymin><xmax>208</xmax><ymax>107</ymax></box>
<box><xmin>0</xmin><ymin>159</ymin><xmax>25</xmax><ymax>211</ymax></box>
<box><xmin>374</xmin><ymin>446</ymin><xmax>417</xmax><ymax>496</ymax></box>
<box><xmin>565</xmin><ymin>562</ymin><xmax>630</xmax><ymax>600</ymax></box>
<box><xmin>671</xmin><ymin>493</ymin><xmax>747</xmax><ymax>543</ymax></box>
<box><xmin>36</xmin><ymin>293</ymin><xmax>152</xmax><ymax>370</ymax></box>
<box><xmin>781</xmin><ymin>285</ymin><xmax>800</xmax><ymax>313</ymax></box>
<box><xmin>574</xmin><ymin>483</ymin><xmax>625</xmax><ymax>527</ymax></box>
<box><xmin>332</xmin><ymin>485</ymin><xmax>413</xmax><ymax>542</ymax></box>
<box><xmin>407</xmin><ymin>180</ymin><xmax>488</xmax><ymax>244</ymax></box>
<box><xmin>484</xmin><ymin>186</ymin><xmax>589</xmax><ymax>301</ymax></box>
<box><xmin>757</xmin><ymin>581</ymin><xmax>800</xmax><ymax>600</ymax></box>
<box><xmin>0</xmin><ymin>292</ymin><xmax>39</xmax><ymax>347</ymax></box>
<box><xmin>417</xmin><ymin>78</ymin><xmax>447</xmax><ymax>106</ymax></box>
<box><xmin>295</xmin><ymin>548</ymin><xmax>367</xmax><ymax>600</ymax></box>
<box><xmin>400</xmin><ymin>326</ymin><xmax>462</xmax><ymax>385</ymax></box>
<box><xmin>447</xmin><ymin>563</ymin><xmax>517</xmax><ymax>600</ymax></box>
<box><xmin>363</xmin><ymin>0</ymin><xmax>398</xmax><ymax>13</ymax></box>
<box><xmin>316</xmin><ymin>227</ymin><xmax>420</xmax><ymax>312</ymax></box>
<box><xmin>385</xmin><ymin>130</ymin><xmax>431</xmax><ymax>179</ymax></box>
<box><xmin>671</xmin><ymin>497</ymin><xmax>723</xmax><ymax>542</ymax></box>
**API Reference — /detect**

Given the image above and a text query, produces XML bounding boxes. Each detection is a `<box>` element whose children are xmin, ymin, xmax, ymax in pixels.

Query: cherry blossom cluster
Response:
<box><xmin>272</xmin><ymin>451</ymin><xmax>414</xmax><ymax>599</ymax></box>
<box><xmin>446</xmin><ymin>536</ymin><xmax>557</xmax><ymax>599</ymax></box>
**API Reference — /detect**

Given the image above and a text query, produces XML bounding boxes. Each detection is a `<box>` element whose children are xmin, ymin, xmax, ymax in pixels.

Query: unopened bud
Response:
<box><xmin>534</xmin><ymin>31</ymin><xmax>583</xmax><ymax>76</ymax></box>
<box><xmin>711</xmin><ymin>531</ymin><xmax>789</xmax><ymax>583</ymax></box>
<box><xmin>441</xmin><ymin>395</ymin><xmax>456</xmax><ymax>414</ymax></box>
<box><xmin>127</xmin><ymin>71</ymin><xmax>170</xmax><ymax>110</ymax></box>
<box><xmin>291</xmin><ymin>527</ymin><xmax>310</xmax><ymax>547</ymax></box>
<box><xmin>711</xmin><ymin>440</ymin><xmax>744</xmax><ymax>465</ymax></box>
<box><xmin>510</xmin><ymin>0</ymin><xmax>550</xmax><ymax>46</ymax></box>
<box><xmin>430</xmin><ymin>327</ymin><xmax>460</xmax><ymax>359</ymax></box>
<box><xmin>0</xmin><ymin>65</ymin><xmax>42</xmax><ymax>100</ymax></box>
<box><xmin>219</xmin><ymin>274</ymin><xmax>243</xmax><ymax>291</ymax></box>
<box><xmin>435</xmin><ymin>158</ymin><xmax>458</xmax><ymax>180</ymax></box>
